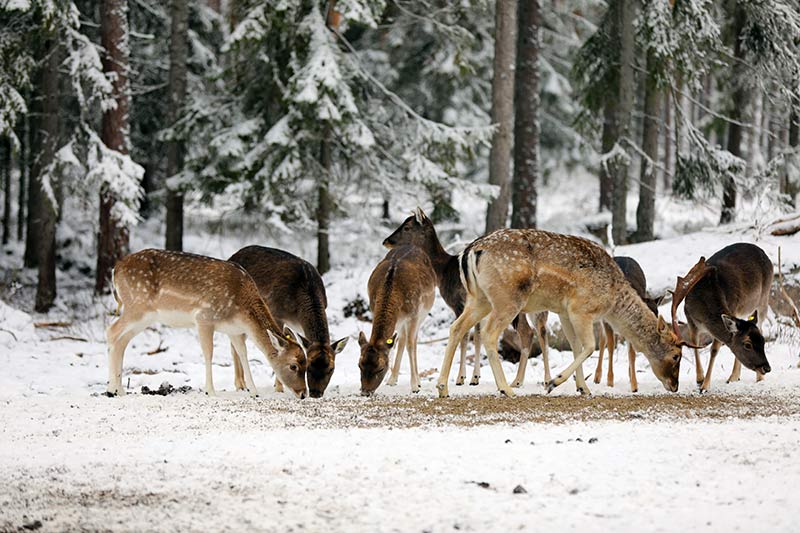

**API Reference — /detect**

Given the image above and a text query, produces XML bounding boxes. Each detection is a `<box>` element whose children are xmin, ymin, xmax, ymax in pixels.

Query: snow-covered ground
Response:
<box><xmin>2</xmin><ymin>174</ymin><xmax>800</xmax><ymax>531</ymax></box>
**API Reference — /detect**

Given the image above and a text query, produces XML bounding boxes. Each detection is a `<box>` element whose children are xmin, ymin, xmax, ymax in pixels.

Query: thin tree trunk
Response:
<box><xmin>1</xmin><ymin>137</ymin><xmax>10</xmax><ymax>245</ymax></box>
<box><xmin>599</xmin><ymin>99</ymin><xmax>616</xmax><ymax>211</ymax></box>
<box><xmin>510</xmin><ymin>0</ymin><xmax>539</xmax><ymax>229</ymax></box>
<box><xmin>721</xmin><ymin>5</ymin><xmax>747</xmax><ymax>224</ymax></box>
<box><xmin>635</xmin><ymin>50</ymin><xmax>661</xmax><ymax>243</ymax></box>
<box><xmin>16</xmin><ymin>108</ymin><xmax>27</xmax><ymax>242</ymax></box>
<box><xmin>485</xmin><ymin>0</ymin><xmax>517</xmax><ymax>233</ymax></box>
<box><xmin>24</xmin><ymin>86</ymin><xmax>42</xmax><ymax>268</ymax></box>
<box><xmin>35</xmin><ymin>39</ymin><xmax>61</xmax><ymax>312</ymax></box>
<box><xmin>318</xmin><ymin>138</ymin><xmax>331</xmax><ymax>275</ymax></box>
<box><xmin>96</xmin><ymin>0</ymin><xmax>132</xmax><ymax>293</ymax></box>
<box><xmin>382</xmin><ymin>199</ymin><xmax>390</xmax><ymax>220</ymax></box>
<box><xmin>165</xmin><ymin>0</ymin><xmax>189</xmax><ymax>251</ymax></box>
<box><xmin>662</xmin><ymin>90</ymin><xmax>672</xmax><ymax>192</ymax></box>
<box><xmin>610</xmin><ymin>0</ymin><xmax>635</xmax><ymax>245</ymax></box>
<box><xmin>784</xmin><ymin>105</ymin><xmax>799</xmax><ymax>207</ymax></box>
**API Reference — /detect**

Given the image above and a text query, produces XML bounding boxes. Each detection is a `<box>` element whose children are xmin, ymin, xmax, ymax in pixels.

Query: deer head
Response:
<box><xmin>297</xmin><ymin>334</ymin><xmax>348</xmax><ymax>398</ymax></box>
<box><xmin>643</xmin><ymin>315</ymin><xmax>684</xmax><ymax>392</ymax></box>
<box><xmin>266</xmin><ymin>327</ymin><xmax>309</xmax><ymax>398</ymax></box>
<box><xmin>358</xmin><ymin>331</ymin><xmax>398</xmax><ymax>396</ymax></box>
<box><xmin>382</xmin><ymin>207</ymin><xmax>437</xmax><ymax>249</ymax></box>
<box><xmin>721</xmin><ymin>311</ymin><xmax>770</xmax><ymax>374</ymax></box>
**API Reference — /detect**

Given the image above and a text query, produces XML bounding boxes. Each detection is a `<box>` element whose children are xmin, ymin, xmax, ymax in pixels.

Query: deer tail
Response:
<box><xmin>459</xmin><ymin>246</ymin><xmax>481</xmax><ymax>298</ymax></box>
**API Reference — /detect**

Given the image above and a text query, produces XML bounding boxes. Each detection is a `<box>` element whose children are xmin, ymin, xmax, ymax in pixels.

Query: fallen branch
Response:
<box><xmin>778</xmin><ymin>247</ymin><xmax>800</xmax><ymax>328</ymax></box>
<box><xmin>48</xmin><ymin>335</ymin><xmax>89</xmax><ymax>342</ymax></box>
<box><xmin>147</xmin><ymin>341</ymin><xmax>168</xmax><ymax>356</ymax></box>
<box><xmin>770</xmin><ymin>213</ymin><xmax>800</xmax><ymax>236</ymax></box>
<box><xmin>418</xmin><ymin>336</ymin><xmax>449</xmax><ymax>345</ymax></box>
<box><xmin>0</xmin><ymin>328</ymin><xmax>18</xmax><ymax>341</ymax></box>
<box><xmin>34</xmin><ymin>321</ymin><xmax>72</xmax><ymax>328</ymax></box>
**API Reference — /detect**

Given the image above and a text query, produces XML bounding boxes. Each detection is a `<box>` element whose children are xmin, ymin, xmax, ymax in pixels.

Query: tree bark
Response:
<box><xmin>35</xmin><ymin>39</ymin><xmax>61</xmax><ymax>312</ymax></box>
<box><xmin>24</xmin><ymin>84</ymin><xmax>42</xmax><ymax>268</ymax></box>
<box><xmin>662</xmin><ymin>90</ymin><xmax>672</xmax><ymax>192</ymax></box>
<box><xmin>207</xmin><ymin>0</ymin><xmax>221</xmax><ymax>12</ymax></box>
<box><xmin>634</xmin><ymin>50</ymin><xmax>660</xmax><ymax>243</ymax></box>
<box><xmin>317</xmin><ymin>138</ymin><xmax>331</xmax><ymax>275</ymax></box>
<box><xmin>784</xmin><ymin>105</ymin><xmax>799</xmax><ymax>207</ymax></box>
<box><xmin>510</xmin><ymin>0</ymin><xmax>539</xmax><ymax>229</ymax></box>
<box><xmin>485</xmin><ymin>0</ymin><xmax>517</xmax><ymax>233</ymax></box>
<box><xmin>96</xmin><ymin>0</ymin><xmax>132</xmax><ymax>294</ymax></box>
<box><xmin>599</xmin><ymin>99</ymin><xmax>616</xmax><ymax>211</ymax></box>
<box><xmin>1</xmin><ymin>137</ymin><xmax>10</xmax><ymax>246</ymax></box>
<box><xmin>165</xmin><ymin>0</ymin><xmax>189</xmax><ymax>251</ymax></box>
<box><xmin>16</xmin><ymin>107</ymin><xmax>27</xmax><ymax>242</ymax></box>
<box><xmin>721</xmin><ymin>5</ymin><xmax>747</xmax><ymax>224</ymax></box>
<box><xmin>609</xmin><ymin>0</ymin><xmax>635</xmax><ymax>245</ymax></box>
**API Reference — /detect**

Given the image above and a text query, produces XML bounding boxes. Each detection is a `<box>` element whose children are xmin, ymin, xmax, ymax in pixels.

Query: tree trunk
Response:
<box><xmin>165</xmin><ymin>0</ymin><xmax>189</xmax><ymax>251</ymax></box>
<box><xmin>634</xmin><ymin>50</ymin><xmax>660</xmax><ymax>243</ymax></box>
<box><xmin>24</xmin><ymin>85</ymin><xmax>42</xmax><ymax>268</ymax></box>
<box><xmin>599</xmin><ymin>99</ymin><xmax>616</xmax><ymax>211</ymax></box>
<box><xmin>16</xmin><ymin>107</ymin><xmax>27</xmax><ymax>242</ymax></box>
<box><xmin>34</xmin><ymin>39</ymin><xmax>61</xmax><ymax>312</ymax></box>
<box><xmin>784</xmin><ymin>105</ymin><xmax>799</xmax><ymax>207</ymax></box>
<box><xmin>317</xmin><ymin>138</ymin><xmax>331</xmax><ymax>275</ymax></box>
<box><xmin>207</xmin><ymin>0</ymin><xmax>221</xmax><ymax>12</ymax></box>
<box><xmin>1</xmin><ymin>137</ymin><xmax>10</xmax><ymax>246</ymax></box>
<box><xmin>96</xmin><ymin>0</ymin><xmax>132</xmax><ymax>294</ymax></box>
<box><xmin>662</xmin><ymin>90</ymin><xmax>672</xmax><ymax>192</ymax></box>
<box><xmin>609</xmin><ymin>0</ymin><xmax>635</xmax><ymax>245</ymax></box>
<box><xmin>485</xmin><ymin>0</ymin><xmax>517</xmax><ymax>233</ymax></box>
<box><xmin>721</xmin><ymin>5</ymin><xmax>747</xmax><ymax>224</ymax></box>
<box><xmin>510</xmin><ymin>0</ymin><xmax>539</xmax><ymax>229</ymax></box>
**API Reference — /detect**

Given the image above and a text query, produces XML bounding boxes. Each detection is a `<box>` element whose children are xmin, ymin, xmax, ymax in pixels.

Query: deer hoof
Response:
<box><xmin>436</xmin><ymin>383</ymin><xmax>448</xmax><ymax>398</ymax></box>
<box><xmin>546</xmin><ymin>380</ymin><xmax>557</xmax><ymax>394</ymax></box>
<box><xmin>499</xmin><ymin>388</ymin><xmax>516</xmax><ymax>398</ymax></box>
<box><xmin>411</xmin><ymin>386</ymin><xmax>421</xmax><ymax>394</ymax></box>
<box><xmin>455</xmin><ymin>376</ymin><xmax>466</xmax><ymax>386</ymax></box>
<box><xmin>469</xmin><ymin>377</ymin><xmax>480</xmax><ymax>386</ymax></box>
<box><xmin>511</xmin><ymin>380</ymin><xmax>522</xmax><ymax>388</ymax></box>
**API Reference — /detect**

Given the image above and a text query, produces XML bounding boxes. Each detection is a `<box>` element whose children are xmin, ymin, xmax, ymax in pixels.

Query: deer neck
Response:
<box><xmin>688</xmin><ymin>289</ymin><xmax>734</xmax><ymax>345</ymax></box>
<box><xmin>606</xmin><ymin>287</ymin><xmax>664</xmax><ymax>356</ymax></box>
<box><xmin>297</xmin><ymin>298</ymin><xmax>331</xmax><ymax>345</ymax></box>
<box><xmin>245</xmin><ymin>299</ymin><xmax>283</xmax><ymax>359</ymax></box>
<box><xmin>369</xmin><ymin>293</ymin><xmax>400</xmax><ymax>345</ymax></box>
<box><xmin>421</xmin><ymin>233</ymin><xmax>453</xmax><ymax>279</ymax></box>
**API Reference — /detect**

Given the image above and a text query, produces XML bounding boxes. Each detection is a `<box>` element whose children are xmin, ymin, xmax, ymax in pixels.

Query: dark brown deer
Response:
<box><xmin>383</xmin><ymin>207</ymin><xmax>549</xmax><ymax>387</ymax></box>
<box><xmin>228</xmin><ymin>246</ymin><xmax>348</xmax><ymax>398</ymax></box>
<box><xmin>593</xmin><ymin>256</ymin><xmax>662</xmax><ymax>392</ymax></box>
<box><xmin>671</xmin><ymin>243</ymin><xmax>772</xmax><ymax>392</ymax></box>
<box><xmin>107</xmin><ymin>249</ymin><xmax>308</xmax><ymax>398</ymax></box>
<box><xmin>437</xmin><ymin>229</ymin><xmax>687</xmax><ymax>398</ymax></box>
<box><xmin>359</xmin><ymin>245</ymin><xmax>436</xmax><ymax>395</ymax></box>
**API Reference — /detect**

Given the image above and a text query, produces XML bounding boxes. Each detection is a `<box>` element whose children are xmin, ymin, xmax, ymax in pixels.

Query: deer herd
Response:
<box><xmin>106</xmin><ymin>207</ymin><xmax>774</xmax><ymax>400</ymax></box>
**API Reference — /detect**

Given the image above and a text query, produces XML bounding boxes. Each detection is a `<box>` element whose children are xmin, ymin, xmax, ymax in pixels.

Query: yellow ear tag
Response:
<box><xmin>748</xmin><ymin>315</ymin><xmax>755</xmax><ymax>321</ymax></box>
<box><xmin>286</xmin><ymin>334</ymin><xmax>292</xmax><ymax>339</ymax></box>
<box><xmin>386</xmin><ymin>338</ymin><xmax>393</xmax><ymax>345</ymax></box>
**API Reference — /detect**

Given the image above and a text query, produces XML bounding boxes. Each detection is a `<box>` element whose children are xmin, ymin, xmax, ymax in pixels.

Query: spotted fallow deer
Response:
<box><xmin>359</xmin><ymin>245</ymin><xmax>436</xmax><ymax>396</ymax></box>
<box><xmin>593</xmin><ymin>256</ymin><xmax>662</xmax><ymax>392</ymax></box>
<box><xmin>671</xmin><ymin>243</ymin><xmax>772</xmax><ymax>392</ymax></box>
<box><xmin>228</xmin><ymin>246</ymin><xmax>348</xmax><ymax>398</ymax></box>
<box><xmin>383</xmin><ymin>207</ymin><xmax>550</xmax><ymax>387</ymax></box>
<box><xmin>437</xmin><ymin>229</ymin><xmax>686</xmax><ymax>398</ymax></box>
<box><xmin>107</xmin><ymin>249</ymin><xmax>309</xmax><ymax>398</ymax></box>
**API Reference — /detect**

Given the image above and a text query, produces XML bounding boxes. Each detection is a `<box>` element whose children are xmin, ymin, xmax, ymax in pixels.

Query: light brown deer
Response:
<box><xmin>593</xmin><ymin>256</ymin><xmax>662</xmax><ymax>392</ymax></box>
<box><xmin>671</xmin><ymin>243</ymin><xmax>772</xmax><ymax>392</ymax></box>
<box><xmin>228</xmin><ymin>246</ymin><xmax>348</xmax><ymax>398</ymax></box>
<box><xmin>383</xmin><ymin>207</ymin><xmax>550</xmax><ymax>387</ymax></box>
<box><xmin>359</xmin><ymin>245</ymin><xmax>436</xmax><ymax>395</ymax></box>
<box><xmin>436</xmin><ymin>229</ymin><xmax>686</xmax><ymax>398</ymax></box>
<box><xmin>107</xmin><ymin>249</ymin><xmax>309</xmax><ymax>398</ymax></box>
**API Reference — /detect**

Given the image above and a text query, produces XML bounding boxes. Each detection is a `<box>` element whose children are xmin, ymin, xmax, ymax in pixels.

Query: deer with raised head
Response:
<box><xmin>359</xmin><ymin>245</ymin><xmax>436</xmax><ymax>395</ymax></box>
<box><xmin>593</xmin><ymin>256</ymin><xmax>662</xmax><ymax>392</ymax></box>
<box><xmin>383</xmin><ymin>207</ymin><xmax>550</xmax><ymax>387</ymax></box>
<box><xmin>107</xmin><ymin>249</ymin><xmax>309</xmax><ymax>398</ymax></box>
<box><xmin>671</xmin><ymin>243</ymin><xmax>772</xmax><ymax>392</ymax></box>
<box><xmin>437</xmin><ymin>229</ymin><xmax>688</xmax><ymax>398</ymax></box>
<box><xmin>228</xmin><ymin>246</ymin><xmax>348</xmax><ymax>398</ymax></box>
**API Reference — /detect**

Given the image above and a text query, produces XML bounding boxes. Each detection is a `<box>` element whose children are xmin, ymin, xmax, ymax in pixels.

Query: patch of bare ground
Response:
<box><xmin>237</xmin><ymin>391</ymin><xmax>800</xmax><ymax>429</ymax></box>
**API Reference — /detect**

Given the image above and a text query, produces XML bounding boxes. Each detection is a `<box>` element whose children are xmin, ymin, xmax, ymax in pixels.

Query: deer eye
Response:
<box><xmin>673</xmin><ymin>354</ymin><xmax>680</xmax><ymax>362</ymax></box>
<box><xmin>289</xmin><ymin>364</ymin><xmax>299</xmax><ymax>372</ymax></box>
<box><xmin>403</xmin><ymin>225</ymin><xmax>410</xmax><ymax>231</ymax></box>
<box><xmin>743</xmin><ymin>341</ymin><xmax>753</xmax><ymax>350</ymax></box>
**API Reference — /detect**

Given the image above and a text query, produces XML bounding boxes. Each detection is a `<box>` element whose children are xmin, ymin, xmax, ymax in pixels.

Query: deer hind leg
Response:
<box><xmin>536</xmin><ymin>312</ymin><xmax>552</xmax><ymax>384</ymax></box>
<box><xmin>231</xmin><ymin>341</ymin><xmax>245</xmax><ymax>391</ymax></box>
<box><xmin>197</xmin><ymin>324</ymin><xmax>217</xmax><ymax>396</ymax></box>
<box><xmin>558</xmin><ymin>315</ymin><xmax>590</xmax><ymax>395</ymax></box>
<box><xmin>627</xmin><ymin>343</ymin><xmax>638</xmax><ymax>393</ymax></box>
<box><xmin>481</xmin><ymin>311</ymin><xmax>518</xmax><ymax>398</ymax></box>
<box><xmin>700</xmin><ymin>339</ymin><xmax>722</xmax><ymax>392</ymax></box>
<box><xmin>605</xmin><ymin>323</ymin><xmax>615</xmax><ymax>388</ymax></box>
<box><xmin>469</xmin><ymin>324</ymin><xmax>482</xmax><ymax>386</ymax></box>
<box><xmin>511</xmin><ymin>313</ymin><xmax>535</xmax><ymax>388</ymax></box>
<box><xmin>688</xmin><ymin>322</ymin><xmax>704</xmax><ymax>387</ymax></box>
<box><xmin>386</xmin><ymin>332</ymin><xmax>407</xmax><ymax>387</ymax></box>
<box><xmin>592</xmin><ymin>325</ymin><xmax>605</xmax><ymax>385</ymax></box>
<box><xmin>106</xmin><ymin>313</ymin><xmax>147</xmax><ymax>396</ymax></box>
<box><xmin>547</xmin><ymin>314</ymin><xmax>595</xmax><ymax>395</ymax></box>
<box><xmin>456</xmin><ymin>334</ymin><xmax>468</xmax><ymax>386</ymax></box>
<box><xmin>727</xmin><ymin>358</ymin><xmax>742</xmax><ymax>384</ymax></box>
<box><xmin>230</xmin><ymin>334</ymin><xmax>258</xmax><ymax>397</ymax></box>
<box><xmin>437</xmin><ymin>302</ymin><xmax>489</xmax><ymax>398</ymax></box>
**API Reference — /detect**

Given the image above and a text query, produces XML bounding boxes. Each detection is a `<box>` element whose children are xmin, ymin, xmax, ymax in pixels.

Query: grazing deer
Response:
<box><xmin>359</xmin><ymin>245</ymin><xmax>436</xmax><ymax>395</ymax></box>
<box><xmin>107</xmin><ymin>249</ymin><xmax>308</xmax><ymax>398</ymax></box>
<box><xmin>593</xmin><ymin>256</ymin><xmax>662</xmax><ymax>392</ymax></box>
<box><xmin>437</xmin><ymin>229</ymin><xmax>686</xmax><ymax>398</ymax></box>
<box><xmin>671</xmin><ymin>243</ymin><xmax>772</xmax><ymax>392</ymax></box>
<box><xmin>228</xmin><ymin>246</ymin><xmax>348</xmax><ymax>398</ymax></box>
<box><xmin>383</xmin><ymin>207</ymin><xmax>550</xmax><ymax>387</ymax></box>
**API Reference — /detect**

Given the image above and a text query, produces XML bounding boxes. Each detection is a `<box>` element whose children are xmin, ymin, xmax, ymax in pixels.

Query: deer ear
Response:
<box><xmin>331</xmin><ymin>336</ymin><xmax>348</xmax><ymax>355</ymax></box>
<box><xmin>266</xmin><ymin>329</ymin><xmax>286</xmax><ymax>351</ymax></box>
<box><xmin>387</xmin><ymin>332</ymin><xmax>398</xmax><ymax>346</ymax></box>
<box><xmin>721</xmin><ymin>314</ymin><xmax>739</xmax><ymax>333</ymax></box>
<box><xmin>414</xmin><ymin>207</ymin><xmax>424</xmax><ymax>224</ymax></box>
<box><xmin>749</xmin><ymin>310</ymin><xmax>758</xmax><ymax>323</ymax></box>
<box><xmin>358</xmin><ymin>331</ymin><xmax>368</xmax><ymax>347</ymax></box>
<box><xmin>654</xmin><ymin>293</ymin><xmax>666</xmax><ymax>308</ymax></box>
<box><xmin>657</xmin><ymin>315</ymin><xmax>669</xmax><ymax>334</ymax></box>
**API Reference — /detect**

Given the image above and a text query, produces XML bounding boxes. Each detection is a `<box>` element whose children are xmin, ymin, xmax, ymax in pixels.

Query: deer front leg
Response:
<box><xmin>727</xmin><ymin>358</ymin><xmax>742</xmax><ymax>383</ymax></box>
<box><xmin>627</xmin><ymin>343</ymin><xmax>638</xmax><ymax>393</ymax></box>
<box><xmin>481</xmin><ymin>312</ymin><xmax>517</xmax><ymax>398</ymax></box>
<box><xmin>456</xmin><ymin>335</ymin><xmax>468</xmax><ymax>386</ymax></box>
<box><xmin>407</xmin><ymin>320</ymin><xmax>422</xmax><ymax>393</ymax></box>
<box><xmin>230</xmin><ymin>334</ymin><xmax>259</xmax><ymax>397</ymax></box>
<box><xmin>106</xmin><ymin>313</ymin><xmax>146</xmax><ymax>396</ymax></box>
<box><xmin>700</xmin><ymin>339</ymin><xmax>722</xmax><ymax>392</ymax></box>
<box><xmin>605</xmin><ymin>323</ymin><xmax>615</xmax><ymax>388</ymax></box>
<box><xmin>536</xmin><ymin>313</ymin><xmax>551</xmax><ymax>384</ymax></box>
<box><xmin>197</xmin><ymin>324</ymin><xmax>216</xmax><ymax>396</ymax></box>
<box><xmin>386</xmin><ymin>334</ymin><xmax>407</xmax><ymax>386</ymax></box>
<box><xmin>231</xmin><ymin>341</ymin><xmax>246</xmax><ymax>391</ymax></box>
<box><xmin>437</xmin><ymin>304</ymin><xmax>488</xmax><ymax>398</ymax></box>
<box><xmin>470</xmin><ymin>324</ymin><xmax>482</xmax><ymax>386</ymax></box>
<box><xmin>547</xmin><ymin>315</ymin><xmax>594</xmax><ymax>395</ymax></box>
